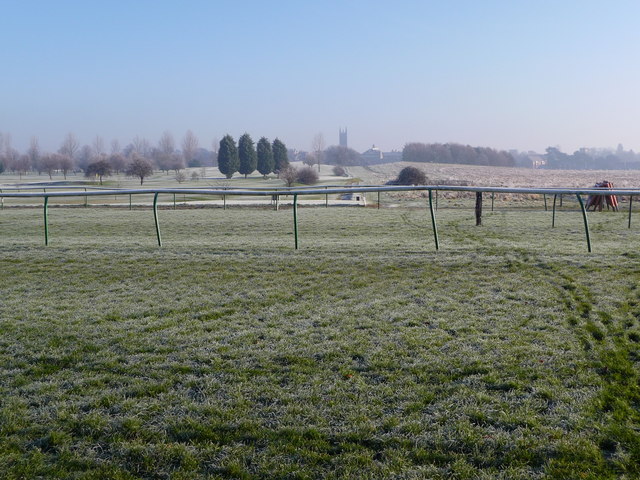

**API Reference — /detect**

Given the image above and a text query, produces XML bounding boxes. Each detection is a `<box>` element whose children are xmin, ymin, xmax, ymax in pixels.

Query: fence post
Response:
<box><xmin>293</xmin><ymin>194</ymin><xmax>299</xmax><ymax>250</ymax></box>
<box><xmin>543</xmin><ymin>194</ymin><xmax>548</xmax><ymax>211</ymax></box>
<box><xmin>153</xmin><ymin>193</ymin><xmax>162</xmax><ymax>247</ymax></box>
<box><xmin>377</xmin><ymin>191</ymin><xmax>380</xmax><ymax>209</ymax></box>
<box><xmin>223</xmin><ymin>194</ymin><xmax>226</xmax><ymax>210</ymax></box>
<box><xmin>129</xmin><ymin>194</ymin><xmax>132</xmax><ymax>210</ymax></box>
<box><xmin>84</xmin><ymin>188</ymin><xmax>88</xmax><ymax>207</ymax></box>
<box><xmin>552</xmin><ymin>194</ymin><xmax>557</xmax><ymax>228</ymax></box>
<box><xmin>629</xmin><ymin>195</ymin><xmax>633</xmax><ymax>229</ymax></box>
<box><xmin>0</xmin><ymin>189</ymin><xmax>3</xmax><ymax>210</ymax></box>
<box><xmin>44</xmin><ymin>196</ymin><xmax>49</xmax><ymax>245</ymax></box>
<box><xmin>576</xmin><ymin>194</ymin><xmax>591</xmax><ymax>253</ymax></box>
<box><xmin>428</xmin><ymin>190</ymin><xmax>439</xmax><ymax>250</ymax></box>
<box><xmin>475</xmin><ymin>192</ymin><xmax>482</xmax><ymax>226</ymax></box>
<box><xmin>491</xmin><ymin>192</ymin><xmax>494</xmax><ymax>212</ymax></box>
<box><xmin>325</xmin><ymin>186</ymin><xmax>328</xmax><ymax>208</ymax></box>
<box><xmin>173</xmin><ymin>193</ymin><xmax>176</xmax><ymax>210</ymax></box>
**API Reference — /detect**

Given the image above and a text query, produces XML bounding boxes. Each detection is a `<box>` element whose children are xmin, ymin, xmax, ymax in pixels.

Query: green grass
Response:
<box><xmin>1</xmin><ymin>205</ymin><xmax>639</xmax><ymax>478</ymax></box>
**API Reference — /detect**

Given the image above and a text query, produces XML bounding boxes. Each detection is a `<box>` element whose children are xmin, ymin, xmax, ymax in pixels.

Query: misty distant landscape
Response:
<box><xmin>2</xmin><ymin>129</ymin><xmax>640</xmax><ymax>184</ymax></box>
<box><xmin>2</xmin><ymin>2</ymin><xmax>640</xmax><ymax>479</ymax></box>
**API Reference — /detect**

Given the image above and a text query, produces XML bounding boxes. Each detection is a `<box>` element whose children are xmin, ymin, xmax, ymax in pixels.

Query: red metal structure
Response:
<box><xmin>586</xmin><ymin>181</ymin><xmax>618</xmax><ymax>211</ymax></box>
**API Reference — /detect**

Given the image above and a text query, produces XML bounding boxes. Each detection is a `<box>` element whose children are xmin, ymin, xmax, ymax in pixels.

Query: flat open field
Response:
<box><xmin>2</xmin><ymin>162</ymin><xmax>640</xmax><ymax>479</ymax></box>
<box><xmin>1</xmin><ymin>199</ymin><xmax>639</xmax><ymax>479</ymax></box>
<box><xmin>350</xmin><ymin>162</ymin><xmax>640</xmax><ymax>189</ymax></box>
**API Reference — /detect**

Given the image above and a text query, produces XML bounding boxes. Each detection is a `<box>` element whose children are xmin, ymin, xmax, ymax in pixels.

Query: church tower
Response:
<box><xmin>339</xmin><ymin>127</ymin><xmax>348</xmax><ymax>147</ymax></box>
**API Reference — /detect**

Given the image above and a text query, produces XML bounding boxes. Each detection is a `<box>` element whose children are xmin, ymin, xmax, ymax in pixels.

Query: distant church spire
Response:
<box><xmin>339</xmin><ymin>127</ymin><xmax>348</xmax><ymax>147</ymax></box>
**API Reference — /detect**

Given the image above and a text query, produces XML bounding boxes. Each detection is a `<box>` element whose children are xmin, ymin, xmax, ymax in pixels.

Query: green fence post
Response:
<box><xmin>576</xmin><ymin>194</ymin><xmax>591</xmax><ymax>253</ymax></box>
<box><xmin>377</xmin><ymin>191</ymin><xmax>380</xmax><ymax>209</ymax></box>
<box><xmin>629</xmin><ymin>195</ymin><xmax>633</xmax><ymax>229</ymax></box>
<box><xmin>552</xmin><ymin>194</ymin><xmax>557</xmax><ymax>228</ymax></box>
<box><xmin>293</xmin><ymin>194</ymin><xmax>299</xmax><ymax>250</ymax></box>
<box><xmin>153</xmin><ymin>193</ymin><xmax>162</xmax><ymax>247</ymax></box>
<box><xmin>325</xmin><ymin>186</ymin><xmax>328</xmax><ymax>208</ymax></box>
<box><xmin>428</xmin><ymin>190</ymin><xmax>439</xmax><ymax>250</ymax></box>
<box><xmin>44</xmin><ymin>196</ymin><xmax>49</xmax><ymax>245</ymax></box>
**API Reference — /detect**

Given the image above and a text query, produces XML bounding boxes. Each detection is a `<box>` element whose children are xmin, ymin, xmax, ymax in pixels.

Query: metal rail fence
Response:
<box><xmin>1</xmin><ymin>185</ymin><xmax>638</xmax><ymax>252</ymax></box>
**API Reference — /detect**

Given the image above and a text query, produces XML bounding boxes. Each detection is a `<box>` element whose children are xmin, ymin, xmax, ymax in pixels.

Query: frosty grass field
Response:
<box><xmin>1</xmin><ymin>166</ymin><xmax>639</xmax><ymax>479</ymax></box>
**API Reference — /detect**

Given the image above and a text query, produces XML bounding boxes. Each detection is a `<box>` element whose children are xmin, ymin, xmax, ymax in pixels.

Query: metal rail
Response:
<box><xmin>2</xmin><ymin>185</ymin><xmax>639</xmax><ymax>197</ymax></box>
<box><xmin>1</xmin><ymin>185</ymin><xmax>637</xmax><ymax>252</ymax></box>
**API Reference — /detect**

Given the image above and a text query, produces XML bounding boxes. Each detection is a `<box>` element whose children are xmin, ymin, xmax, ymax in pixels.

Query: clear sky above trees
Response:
<box><xmin>2</xmin><ymin>0</ymin><xmax>640</xmax><ymax>154</ymax></box>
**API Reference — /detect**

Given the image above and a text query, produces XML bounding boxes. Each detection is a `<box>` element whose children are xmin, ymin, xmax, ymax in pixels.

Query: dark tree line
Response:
<box><xmin>541</xmin><ymin>146</ymin><xmax>640</xmax><ymax>170</ymax></box>
<box><xmin>322</xmin><ymin>145</ymin><xmax>362</xmax><ymax>166</ymax></box>
<box><xmin>402</xmin><ymin>142</ymin><xmax>515</xmax><ymax>167</ymax></box>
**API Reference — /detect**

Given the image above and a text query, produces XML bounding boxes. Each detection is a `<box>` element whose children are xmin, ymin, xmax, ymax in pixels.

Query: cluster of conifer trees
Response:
<box><xmin>218</xmin><ymin>134</ymin><xmax>289</xmax><ymax>179</ymax></box>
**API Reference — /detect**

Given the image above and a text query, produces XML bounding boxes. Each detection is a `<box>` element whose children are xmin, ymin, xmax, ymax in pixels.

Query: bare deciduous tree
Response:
<box><xmin>59</xmin><ymin>155</ymin><xmax>73</xmax><ymax>179</ymax></box>
<box><xmin>59</xmin><ymin>133</ymin><xmax>79</xmax><ymax>160</ymax></box>
<box><xmin>312</xmin><ymin>133</ymin><xmax>325</xmax><ymax>172</ymax></box>
<box><xmin>126</xmin><ymin>155</ymin><xmax>154</xmax><ymax>185</ymax></box>
<box><xmin>211</xmin><ymin>137</ymin><xmax>219</xmax><ymax>166</ymax></box>
<box><xmin>131</xmin><ymin>136</ymin><xmax>150</xmax><ymax>156</ymax></box>
<box><xmin>110</xmin><ymin>139</ymin><xmax>121</xmax><ymax>155</ymax></box>
<box><xmin>85</xmin><ymin>160</ymin><xmax>112</xmax><ymax>185</ymax></box>
<box><xmin>158</xmin><ymin>131</ymin><xmax>175</xmax><ymax>155</ymax></box>
<box><xmin>280</xmin><ymin>166</ymin><xmax>298</xmax><ymax>187</ymax></box>
<box><xmin>15</xmin><ymin>155</ymin><xmax>31</xmax><ymax>179</ymax></box>
<box><xmin>42</xmin><ymin>154</ymin><xmax>60</xmax><ymax>179</ymax></box>
<box><xmin>76</xmin><ymin>145</ymin><xmax>93</xmax><ymax>171</ymax></box>
<box><xmin>182</xmin><ymin>130</ymin><xmax>199</xmax><ymax>167</ymax></box>
<box><xmin>27</xmin><ymin>137</ymin><xmax>41</xmax><ymax>173</ymax></box>
<box><xmin>108</xmin><ymin>153</ymin><xmax>126</xmax><ymax>174</ymax></box>
<box><xmin>93</xmin><ymin>135</ymin><xmax>105</xmax><ymax>157</ymax></box>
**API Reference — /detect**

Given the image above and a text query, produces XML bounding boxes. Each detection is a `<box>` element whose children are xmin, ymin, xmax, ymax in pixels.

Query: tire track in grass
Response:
<box><xmin>547</xmin><ymin>271</ymin><xmax>640</xmax><ymax>478</ymax></box>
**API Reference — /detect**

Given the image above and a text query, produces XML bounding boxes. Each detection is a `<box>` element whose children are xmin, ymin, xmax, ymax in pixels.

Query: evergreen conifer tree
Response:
<box><xmin>256</xmin><ymin>137</ymin><xmax>274</xmax><ymax>178</ymax></box>
<box><xmin>238</xmin><ymin>133</ymin><xmax>257</xmax><ymax>178</ymax></box>
<box><xmin>218</xmin><ymin>135</ymin><xmax>238</xmax><ymax>179</ymax></box>
<box><xmin>272</xmin><ymin>138</ymin><xmax>289</xmax><ymax>173</ymax></box>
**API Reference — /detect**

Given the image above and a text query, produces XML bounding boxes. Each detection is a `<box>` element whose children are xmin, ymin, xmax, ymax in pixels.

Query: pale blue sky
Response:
<box><xmin>2</xmin><ymin>0</ymin><xmax>640</xmax><ymax>154</ymax></box>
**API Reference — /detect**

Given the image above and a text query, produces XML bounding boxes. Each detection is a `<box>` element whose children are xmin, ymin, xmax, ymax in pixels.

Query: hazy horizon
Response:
<box><xmin>2</xmin><ymin>1</ymin><xmax>640</xmax><ymax>155</ymax></box>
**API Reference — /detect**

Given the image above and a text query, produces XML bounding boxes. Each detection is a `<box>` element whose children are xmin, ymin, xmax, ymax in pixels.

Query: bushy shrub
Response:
<box><xmin>332</xmin><ymin>165</ymin><xmax>346</xmax><ymax>177</ymax></box>
<box><xmin>280</xmin><ymin>166</ymin><xmax>298</xmax><ymax>187</ymax></box>
<box><xmin>296</xmin><ymin>166</ymin><xmax>319</xmax><ymax>185</ymax></box>
<box><xmin>395</xmin><ymin>166</ymin><xmax>427</xmax><ymax>185</ymax></box>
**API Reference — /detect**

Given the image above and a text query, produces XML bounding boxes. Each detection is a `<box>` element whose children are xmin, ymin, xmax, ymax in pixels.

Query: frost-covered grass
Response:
<box><xmin>0</xmin><ymin>206</ymin><xmax>639</xmax><ymax>479</ymax></box>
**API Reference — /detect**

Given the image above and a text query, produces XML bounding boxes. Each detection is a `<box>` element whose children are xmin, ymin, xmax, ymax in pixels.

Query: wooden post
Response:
<box><xmin>475</xmin><ymin>192</ymin><xmax>482</xmax><ymax>226</ymax></box>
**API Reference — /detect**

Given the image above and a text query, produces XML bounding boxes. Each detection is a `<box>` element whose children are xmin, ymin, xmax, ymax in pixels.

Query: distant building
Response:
<box><xmin>529</xmin><ymin>155</ymin><xmax>546</xmax><ymax>168</ymax></box>
<box><xmin>361</xmin><ymin>145</ymin><xmax>383</xmax><ymax>164</ymax></box>
<box><xmin>339</xmin><ymin>128</ymin><xmax>348</xmax><ymax>147</ymax></box>
<box><xmin>382</xmin><ymin>150</ymin><xmax>402</xmax><ymax>163</ymax></box>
